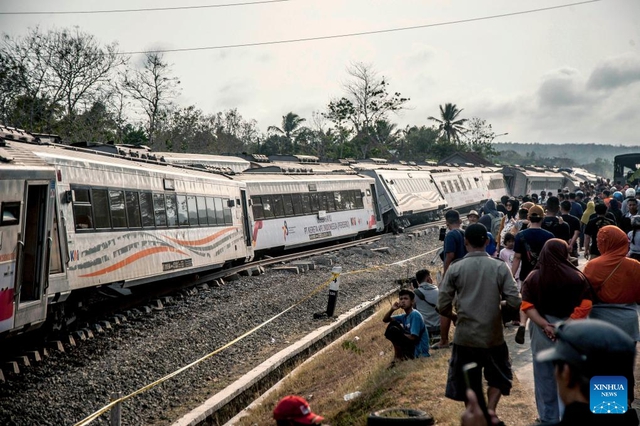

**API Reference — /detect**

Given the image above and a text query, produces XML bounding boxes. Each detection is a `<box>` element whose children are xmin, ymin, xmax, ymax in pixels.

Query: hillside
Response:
<box><xmin>494</xmin><ymin>143</ymin><xmax>639</xmax><ymax>165</ymax></box>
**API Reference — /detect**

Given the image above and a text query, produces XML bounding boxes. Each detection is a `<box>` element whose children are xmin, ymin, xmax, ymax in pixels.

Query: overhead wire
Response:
<box><xmin>0</xmin><ymin>0</ymin><xmax>290</xmax><ymax>15</ymax></box>
<box><xmin>108</xmin><ymin>0</ymin><xmax>603</xmax><ymax>55</ymax></box>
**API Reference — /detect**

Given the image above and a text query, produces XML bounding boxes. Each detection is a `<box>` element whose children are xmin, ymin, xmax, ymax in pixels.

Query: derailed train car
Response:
<box><xmin>234</xmin><ymin>170</ymin><xmax>383</xmax><ymax>254</ymax></box>
<box><xmin>352</xmin><ymin>160</ymin><xmax>448</xmax><ymax>231</ymax></box>
<box><xmin>0</xmin><ymin>134</ymin><xmax>57</xmax><ymax>335</ymax></box>
<box><xmin>502</xmin><ymin>166</ymin><xmax>576</xmax><ymax>197</ymax></box>
<box><xmin>0</xmin><ymin>128</ymin><xmax>254</xmax><ymax>336</ymax></box>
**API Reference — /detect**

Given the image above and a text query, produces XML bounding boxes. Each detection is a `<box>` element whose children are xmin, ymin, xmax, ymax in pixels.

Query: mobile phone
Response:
<box><xmin>462</xmin><ymin>362</ymin><xmax>492</xmax><ymax>423</ymax></box>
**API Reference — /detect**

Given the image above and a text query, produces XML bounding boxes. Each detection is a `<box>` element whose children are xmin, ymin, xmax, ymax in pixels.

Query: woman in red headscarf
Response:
<box><xmin>520</xmin><ymin>239</ymin><xmax>592</xmax><ymax>423</ymax></box>
<box><xmin>583</xmin><ymin>225</ymin><xmax>640</xmax><ymax>337</ymax></box>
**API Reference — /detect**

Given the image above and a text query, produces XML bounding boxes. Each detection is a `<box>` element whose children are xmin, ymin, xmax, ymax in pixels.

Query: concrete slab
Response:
<box><xmin>4</xmin><ymin>361</ymin><xmax>19</xmax><ymax>374</ymax></box>
<box><xmin>271</xmin><ymin>266</ymin><xmax>300</xmax><ymax>274</ymax></box>
<box><xmin>49</xmin><ymin>341</ymin><xmax>65</xmax><ymax>352</ymax></box>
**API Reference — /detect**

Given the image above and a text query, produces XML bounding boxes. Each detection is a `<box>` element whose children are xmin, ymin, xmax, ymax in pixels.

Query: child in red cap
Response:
<box><xmin>273</xmin><ymin>395</ymin><xmax>325</xmax><ymax>425</ymax></box>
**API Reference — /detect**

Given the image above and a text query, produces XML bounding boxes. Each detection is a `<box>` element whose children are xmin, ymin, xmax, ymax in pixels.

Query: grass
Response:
<box><xmin>236</xmin><ymin>296</ymin><xmax>538</xmax><ymax>426</ymax></box>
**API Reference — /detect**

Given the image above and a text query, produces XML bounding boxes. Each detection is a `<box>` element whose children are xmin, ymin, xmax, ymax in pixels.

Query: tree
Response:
<box><xmin>463</xmin><ymin>117</ymin><xmax>498</xmax><ymax>158</ymax></box>
<box><xmin>267</xmin><ymin>112</ymin><xmax>308</xmax><ymax>154</ymax></box>
<box><xmin>0</xmin><ymin>26</ymin><xmax>125</xmax><ymax>136</ymax></box>
<box><xmin>428</xmin><ymin>103</ymin><xmax>467</xmax><ymax>143</ymax></box>
<box><xmin>325</xmin><ymin>62</ymin><xmax>409</xmax><ymax>159</ymax></box>
<box><xmin>123</xmin><ymin>52</ymin><xmax>180</xmax><ymax>145</ymax></box>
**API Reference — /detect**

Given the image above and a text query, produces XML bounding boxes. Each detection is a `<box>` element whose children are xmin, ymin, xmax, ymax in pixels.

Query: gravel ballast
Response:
<box><xmin>0</xmin><ymin>230</ymin><xmax>442</xmax><ymax>425</ymax></box>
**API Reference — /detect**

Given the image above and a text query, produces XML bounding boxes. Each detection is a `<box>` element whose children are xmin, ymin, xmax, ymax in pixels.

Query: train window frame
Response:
<box><xmin>261</xmin><ymin>195</ymin><xmax>274</xmax><ymax>219</ymax></box>
<box><xmin>153</xmin><ymin>193</ymin><xmax>168</xmax><ymax>227</ymax></box>
<box><xmin>186</xmin><ymin>195</ymin><xmax>199</xmax><ymax>226</ymax></box>
<box><xmin>334</xmin><ymin>192</ymin><xmax>346</xmax><ymax>211</ymax></box>
<box><xmin>301</xmin><ymin>193</ymin><xmax>311</xmax><ymax>214</ymax></box>
<box><xmin>0</xmin><ymin>202</ymin><xmax>20</xmax><ymax>227</ymax></box>
<box><xmin>139</xmin><ymin>192</ymin><xmax>155</xmax><ymax>228</ymax></box>
<box><xmin>283</xmin><ymin>194</ymin><xmax>294</xmax><ymax>217</ymax></box>
<box><xmin>272</xmin><ymin>194</ymin><xmax>285</xmax><ymax>218</ymax></box>
<box><xmin>251</xmin><ymin>196</ymin><xmax>264</xmax><ymax>220</ymax></box>
<box><xmin>214</xmin><ymin>197</ymin><xmax>225</xmax><ymax>225</ymax></box>
<box><xmin>92</xmin><ymin>188</ymin><xmax>112</xmax><ymax>229</ymax></box>
<box><xmin>125</xmin><ymin>191</ymin><xmax>142</xmax><ymax>228</ymax></box>
<box><xmin>459</xmin><ymin>177</ymin><xmax>467</xmax><ymax>191</ymax></box>
<box><xmin>291</xmin><ymin>194</ymin><xmax>303</xmax><ymax>216</ymax></box>
<box><xmin>325</xmin><ymin>192</ymin><xmax>336</xmax><ymax>212</ymax></box>
<box><xmin>176</xmin><ymin>194</ymin><xmax>189</xmax><ymax>226</ymax></box>
<box><xmin>206</xmin><ymin>196</ymin><xmax>219</xmax><ymax>224</ymax></box>
<box><xmin>109</xmin><ymin>190</ymin><xmax>127</xmax><ymax>229</ymax></box>
<box><xmin>354</xmin><ymin>190</ymin><xmax>364</xmax><ymax>209</ymax></box>
<box><xmin>222</xmin><ymin>198</ymin><xmax>233</xmax><ymax>225</ymax></box>
<box><xmin>440</xmin><ymin>180</ymin><xmax>449</xmax><ymax>194</ymax></box>
<box><xmin>165</xmin><ymin>193</ymin><xmax>178</xmax><ymax>227</ymax></box>
<box><xmin>196</xmin><ymin>196</ymin><xmax>208</xmax><ymax>226</ymax></box>
<box><xmin>309</xmin><ymin>193</ymin><xmax>319</xmax><ymax>213</ymax></box>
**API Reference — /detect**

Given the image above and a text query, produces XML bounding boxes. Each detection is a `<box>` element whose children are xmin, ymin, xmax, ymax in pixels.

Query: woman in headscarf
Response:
<box><xmin>583</xmin><ymin>225</ymin><xmax>640</xmax><ymax>338</ymax></box>
<box><xmin>521</xmin><ymin>239</ymin><xmax>592</xmax><ymax>423</ymax></box>
<box><xmin>498</xmin><ymin>198</ymin><xmax>520</xmax><ymax>248</ymax></box>
<box><xmin>581</xmin><ymin>201</ymin><xmax>595</xmax><ymax>225</ymax></box>
<box><xmin>608</xmin><ymin>198</ymin><xmax>623</xmax><ymax>227</ymax></box>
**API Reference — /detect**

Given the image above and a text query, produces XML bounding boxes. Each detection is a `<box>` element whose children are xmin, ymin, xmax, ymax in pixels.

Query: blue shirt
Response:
<box><xmin>570</xmin><ymin>201</ymin><xmax>584</xmax><ymax>218</ymax></box>
<box><xmin>392</xmin><ymin>310</ymin><xmax>430</xmax><ymax>358</ymax></box>
<box><xmin>486</xmin><ymin>231</ymin><xmax>497</xmax><ymax>256</ymax></box>
<box><xmin>444</xmin><ymin>228</ymin><xmax>467</xmax><ymax>260</ymax></box>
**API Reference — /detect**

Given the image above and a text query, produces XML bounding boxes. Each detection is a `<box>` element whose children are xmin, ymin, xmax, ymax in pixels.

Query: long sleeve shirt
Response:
<box><xmin>437</xmin><ymin>251</ymin><xmax>521</xmax><ymax>348</ymax></box>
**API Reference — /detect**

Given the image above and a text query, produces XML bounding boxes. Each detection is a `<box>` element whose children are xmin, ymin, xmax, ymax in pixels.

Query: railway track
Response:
<box><xmin>0</xmin><ymin>234</ymin><xmax>384</xmax><ymax>381</ymax></box>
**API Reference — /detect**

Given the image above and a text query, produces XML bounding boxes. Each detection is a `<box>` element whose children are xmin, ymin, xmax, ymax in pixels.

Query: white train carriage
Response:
<box><xmin>502</xmin><ymin>166</ymin><xmax>575</xmax><ymax>197</ymax></box>
<box><xmin>480</xmin><ymin>167</ymin><xmax>509</xmax><ymax>201</ymax></box>
<box><xmin>233</xmin><ymin>172</ymin><xmax>382</xmax><ymax>253</ymax></box>
<box><xmin>353</xmin><ymin>162</ymin><xmax>448</xmax><ymax>230</ymax></box>
<box><xmin>22</xmin><ymin>142</ymin><xmax>254</xmax><ymax>305</ymax></box>
<box><xmin>429</xmin><ymin>167</ymin><xmax>488</xmax><ymax>213</ymax></box>
<box><xmin>0</xmin><ymin>134</ymin><xmax>57</xmax><ymax>335</ymax></box>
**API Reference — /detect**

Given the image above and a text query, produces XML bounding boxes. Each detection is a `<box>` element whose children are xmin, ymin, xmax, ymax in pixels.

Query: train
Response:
<box><xmin>0</xmin><ymin>126</ymin><xmax>592</xmax><ymax>338</ymax></box>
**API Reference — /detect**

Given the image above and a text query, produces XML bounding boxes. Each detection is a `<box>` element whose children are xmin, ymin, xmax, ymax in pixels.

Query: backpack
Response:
<box><xmin>490</xmin><ymin>212</ymin><xmax>504</xmax><ymax>238</ymax></box>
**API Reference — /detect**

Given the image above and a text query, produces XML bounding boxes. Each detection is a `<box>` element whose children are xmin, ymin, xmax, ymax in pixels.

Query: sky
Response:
<box><xmin>1</xmin><ymin>0</ymin><xmax>639</xmax><ymax>145</ymax></box>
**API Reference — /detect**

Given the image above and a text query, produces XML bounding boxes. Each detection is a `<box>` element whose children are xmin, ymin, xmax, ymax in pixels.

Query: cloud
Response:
<box><xmin>587</xmin><ymin>53</ymin><xmax>640</xmax><ymax>90</ymax></box>
<box><xmin>401</xmin><ymin>43</ymin><xmax>437</xmax><ymax>67</ymax></box>
<box><xmin>537</xmin><ymin>67</ymin><xmax>590</xmax><ymax>108</ymax></box>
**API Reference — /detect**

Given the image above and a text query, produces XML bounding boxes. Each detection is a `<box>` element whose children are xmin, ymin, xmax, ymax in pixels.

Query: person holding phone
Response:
<box><xmin>437</xmin><ymin>224</ymin><xmax>521</xmax><ymax>423</ymax></box>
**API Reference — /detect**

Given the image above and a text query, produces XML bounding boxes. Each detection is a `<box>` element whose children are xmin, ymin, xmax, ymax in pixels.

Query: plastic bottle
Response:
<box><xmin>343</xmin><ymin>391</ymin><xmax>362</xmax><ymax>401</ymax></box>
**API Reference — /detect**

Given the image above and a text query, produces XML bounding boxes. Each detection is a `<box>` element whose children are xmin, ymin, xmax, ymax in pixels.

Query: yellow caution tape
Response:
<box><xmin>74</xmin><ymin>246</ymin><xmax>440</xmax><ymax>425</ymax></box>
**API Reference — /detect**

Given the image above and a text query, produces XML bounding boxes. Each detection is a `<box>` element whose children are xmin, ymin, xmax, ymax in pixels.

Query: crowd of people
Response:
<box><xmin>276</xmin><ymin>180</ymin><xmax>640</xmax><ymax>425</ymax></box>
<box><xmin>380</xmin><ymin>180</ymin><xmax>640</xmax><ymax>425</ymax></box>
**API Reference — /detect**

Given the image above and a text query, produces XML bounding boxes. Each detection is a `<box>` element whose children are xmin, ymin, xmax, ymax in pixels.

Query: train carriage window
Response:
<box><xmin>325</xmin><ymin>192</ymin><xmax>336</xmax><ymax>212</ymax></box>
<box><xmin>92</xmin><ymin>189</ymin><xmax>111</xmax><ymax>229</ymax></box>
<box><xmin>139</xmin><ymin>192</ymin><xmax>155</xmax><ymax>227</ymax></box>
<box><xmin>1</xmin><ymin>202</ymin><xmax>20</xmax><ymax>227</ymax></box>
<box><xmin>291</xmin><ymin>194</ymin><xmax>303</xmax><ymax>215</ymax></box>
<box><xmin>250</xmin><ymin>196</ymin><xmax>264</xmax><ymax>220</ymax></box>
<box><xmin>447</xmin><ymin>181</ymin><xmax>455</xmax><ymax>193</ymax></box>
<box><xmin>109</xmin><ymin>190</ymin><xmax>127</xmax><ymax>228</ymax></box>
<box><xmin>176</xmin><ymin>195</ymin><xmax>189</xmax><ymax>226</ymax></box>
<box><xmin>272</xmin><ymin>195</ymin><xmax>285</xmax><ymax>218</ymax></box>
<box><xmin>262</xmin><ymin>195</ymin><xmax>274</xmax><ymax>219</ymax></box>
<box><xmin>214</xmin><ymin>197</ymin><xmax>225</xmax><ymax>224</ymax></box>
<box><xmin>283</xmin><ymin>194</ymin><xmax>294</xmax><ymax>217</ymax></box>
<box><xmin>459</xmin><ymin>177</ymin><xmax>467</xmax><ymax>191</ymax></box>
<box><xmin>440</xmin><ymin>181</ymin><xmax>448</xmax><ymax>194</ymax></box>
<box><xmin>165</xmin><ymin>194</ymin><xmax>178</xmax><ymax>227</ymax></box>
<box><xmin>49</xmin><ymin>209</ymin><xmax>63</xmax><ymax>274</ymax></box>
<box><xmin>301</xmin><ymin>194</ymin><xmax>311</xmax><ymax>214</ymax></box>
<box><xmin>207</xmin><ymin>197</ymin><xmax>219</xmax><ymax>224</ymax></box>
<box><xmin>343</xmin><ymin>190</ymin><xmax>355</xmax><ymax>210</ymax></box>
<box><xmin>309</xmin><ymin>193</ymin><xmax>319</xmax><ymax>213</ymax></box>
<box><xmin>453</xmin><ymin>180</ymin><xmax>461</xmax><ymax>192</ymax></box>
<box><xmin>74</xmin><ymin>188</ymin><xmax>91</xmax><ymax>203</ymax></box>
<box><xmin>186</xmin><ymin>196</ymin><xmax>198</xmax><ymax>226</ymax></box>
<box><xmin>197</xmin><ymin>196</ymin><xmax>208</xmax><ymax>226</ymax></box>
<box><xmin>318</xmin><ymin>193</ymin><xmax>328</xmax><ymax>212</ymax></box>
<box><xmin>153</xmin><ymin>194</ymin><xmax>167</xmax><ymax>227</ymax></box>
<box><xmin>223</xmin><ymin>198</ymin><xmax>233</xmax><ymax>225</ymax></box>
<box><xmin>72</xmin><ymin>187</ymin><xmax>93</xmax><ymax>230</ymax></box>
<box><xmin>126</xmin><ymin>191</ymin><xmax>142</xmax><ymax>228</ymax></box>
<box><xmin>354</xmin><ymin>190</ymin><xmax>364</xmax><ymax>209</ymax></box>
<box><xmin>335</xmin><ymin>192</ymin><xmax>346</xmax><ymax>211</ymax></box>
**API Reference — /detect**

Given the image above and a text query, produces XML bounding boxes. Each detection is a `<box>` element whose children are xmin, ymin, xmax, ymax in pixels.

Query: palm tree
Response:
<box><xmin>428</xmin><ymin>103</ymin><xmax>467</xmax><ymax>143</ymax></box>
<box><xmin>267</xmin><ymin>112</ymin><xmax>306</xmax><ymax>140</ymax></box>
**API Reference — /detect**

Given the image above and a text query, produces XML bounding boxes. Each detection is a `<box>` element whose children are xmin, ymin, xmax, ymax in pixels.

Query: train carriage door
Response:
<box><xmin>14</xmin><ymin>182</ymin><xmax>52</xmax><ymax>330</ymax></box>
<box><xmin>370</xmin><ymin>184</ymin><xmax>382</xmax><ymax>226</ymax></box>
<box><xmin>239</xmin><ymin>189</ymin><xmax>252</xmax><ymax>248</ymax></box>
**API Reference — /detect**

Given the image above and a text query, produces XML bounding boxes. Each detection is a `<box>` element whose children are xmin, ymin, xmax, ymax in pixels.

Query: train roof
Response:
<box><xmin>14</xmin><ymin>141</ymin><xmax>244</xmax><ymax>185</ymax></box>
<box><xmin>0</xmin><ymin>127</ymin><xmax>55</xmax><ymax>172</ymax></box>
<box><xmin>232</xmin><ymin>172</ymin><xmax>372</xmax><ymax>183</ymax></box>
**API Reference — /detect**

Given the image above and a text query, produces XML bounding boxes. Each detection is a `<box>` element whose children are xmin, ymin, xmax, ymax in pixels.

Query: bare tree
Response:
<box><xmin>123</xmin><ymin>52</ymin><xmax>180</xmax><ymax>145</ymax></box>
<box><xmin>0</xmin><ymin>27</ymin><xmax>125</xmax><ymax>135</ymax></box>
<box><xmin>325</xmin><ymin>62</ymin><xmax>408</xmax><ymax>158</ymax></box>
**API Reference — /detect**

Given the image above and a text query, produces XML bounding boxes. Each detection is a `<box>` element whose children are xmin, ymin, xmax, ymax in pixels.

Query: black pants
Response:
<box><xmin>385</xmin><ymin>321</ymin><xmax>416</xmax><ymax>359</ymax></box>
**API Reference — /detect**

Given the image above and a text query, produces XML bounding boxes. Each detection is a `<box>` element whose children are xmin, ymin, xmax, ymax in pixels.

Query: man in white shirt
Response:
<box><xmin>412</xmin><ymin>269</ymin><xmax>440</xmax><ymax>339</ymax></box>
